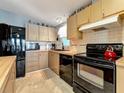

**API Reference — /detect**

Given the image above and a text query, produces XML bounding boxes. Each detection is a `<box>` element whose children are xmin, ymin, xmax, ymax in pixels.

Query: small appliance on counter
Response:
<box><xmin>73</xmin><ymin>43</ymin><xmax>123</xmax><ymax>93</ymax></box>
<box><xmin>51</xmin><ymin>43</ymin><xmax>56</xmax><ymax>50</ymax></box>
<box><xmin>26</xmin><ymin>42</ymin><xmax>40</xmax><ymax>51</ymax></box>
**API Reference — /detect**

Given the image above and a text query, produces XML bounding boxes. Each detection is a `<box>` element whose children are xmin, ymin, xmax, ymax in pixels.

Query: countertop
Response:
<box><xmin>49</xmin><ymin>50</ymin><xmax>82</xmax><ymax>56</ymax></box>
<box><xmin>0</xmin><ymin>56</ymin><xmax>16</xmax><ymax>93</ymax></box>
<box><xmin>116</xmin><ymin>57</ymin><xmax>124</xmax><ymax>67</ymax></box>
<box><xmin>26</xmin><ymin>50</ymin><xmax>82</xmax><ymax>56</ymax></box>
<box><xmin>26</xmin><ymin>50</ymin><xmax>48</xmax><ymax>52</ymax></box>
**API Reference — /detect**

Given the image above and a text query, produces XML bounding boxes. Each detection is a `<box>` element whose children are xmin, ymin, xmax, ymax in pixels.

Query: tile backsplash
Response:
<box><xmin>82</xmin><ymin>27</ymin><xmax>122</xmax><ymax>44</ymax></box>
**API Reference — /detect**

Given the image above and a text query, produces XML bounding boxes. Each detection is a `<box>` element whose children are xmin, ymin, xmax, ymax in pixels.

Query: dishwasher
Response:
<box><xmin>60</xmin><ymin>54</ymin><xmax>73</xmax><ymax>86</ymax></box>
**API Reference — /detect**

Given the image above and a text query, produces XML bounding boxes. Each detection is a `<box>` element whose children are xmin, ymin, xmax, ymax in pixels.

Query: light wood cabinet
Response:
<box><xmin>48</xmin><ymin>27</ymin><xmax>57</xmax><ymax>41</ymax></box>
<box><xmin>39</xmin><ymin>26</ymin><xmax>49</xmax><ymax>41</ymax></box>
<box><xmin>90</xmin><ymin>0</ymin><xmax>103</xmax><ymax>22</ymax></box>
<box><xmin>26</xmin><ymin>51</ymin><xmax>39</xmax><ymax>72</ymax></box>
<box><xmin>26</xmin><ymin>51</ymin><xmax>48</xmax><ymax>72</ymax></box>
<box><xmin>39</xmin><ymin>51</ymin><xmax>48</xmax><ymax>69</ymax></box>
<box><xmin>116</xmin><ymin>65</ymin><xmax>124</xmax><ymax>93</ymax></box>
<box><xmin>77</xmin><ymin>6</ymin><xmax>91</xmax><ymax>27</ymax></box>
<box><xmin>3</xmin><ymin>61</ymin><xmax>16</xmax><ymax>93</ymax></box>
<box><xmin>102</xmin><ymin>0</ymin><xmax>124</xmax><ymax>17</ymax></box>
<box><xmin>48</xmin><ymin>52</ymin><xmax>59</xmax><ymax>75</ymax></box>
<box><xmin>26</xmin><ymin>24</ymin><xmax>57</xmax><ymax>42</ymax></box>
<box><xmin>67</xmin><ymin>14</ymin><xmax>82</xmax><ymax>40</ymax></box>
<box><xmin>26</xmin><ymin>24</ymin><xmax>39</xmax><ymax>41</ymax></box>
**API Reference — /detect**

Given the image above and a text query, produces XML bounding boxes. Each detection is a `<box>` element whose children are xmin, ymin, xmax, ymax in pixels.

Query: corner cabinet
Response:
<box><xmin>26</xmin><ymin>24</ymin><xmax>39</xmax><ymax>41</ymax></box>
<box><xmin>90</xmin><ymin>0</ymin><xmax>103</xmax><ymax>22</ymax></box>
<box><xmin>102</xmin><ymin>0</ymin><xmax>124</xmax><ymax>17</ymax></box>
<box><xmin>38</xmin><ymin>51</ymin><xmax>48</xmax><ymax>69</ymax></box>
<box><xmin>67</xmin><ymin>14</ymin><xmax>82</xmax><ymax>40</ymax></box>
<box><xmin>48</xmin><ymin>51</ymin><xmax>59</xmax><ymax>75</ymax></box>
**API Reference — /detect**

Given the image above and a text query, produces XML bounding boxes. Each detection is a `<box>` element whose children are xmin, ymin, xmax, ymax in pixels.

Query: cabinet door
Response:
<box><xmin>26</xmin><ymin>51</ymin><xmax>39</xmax><ymax>72</ymax></box>
<box><xmin>77</xmin><ymin>6</ymin><xmax>91</xmax><ymax>27</ymax></box>
<box><xmin>90</xmin><ymin>0</ymin><xmax>103</xmax><ymax>22</ymax></box>
<box><xmin>67</xmin><ymin>16</ymin><xmax>73</xmax><ymax>39</ymax></box>
<box><xmin>48</xmin><ymin>52</ymin><xmax>53</xmax><ymax>70</ymax></box>
<box><xmin>102</xmin><ymin>0</ymin><xmax>124</xmax><ymax>17</ymax></box>
<box><xmin>26</xmin><ymin>24</ymin><xmax>39</xmax><ymax>41</ymax></box>
<box><xmin>39</xmin><ymin>51</ymin><xmax>48</xmax><ymax>69</ymax></box>
<box><xmin>3</xmin><ymin>63</ymin><xmax>15</xmax><ymax>93</ymax></box>
<box><xmin>67</xmin><ymin>14</ymin><xmax>82</xmax><ymax>39</ymax></box>
<box><xmin>117</xmin><ymin>66</ymin><xmax>124</xmax><ymax>93</ymax></box>
<box><xmin>48</xmin><ymin>27</ymin><xmax>57</xmax><ymax>41</ymax></box>
<box><xmin>39</xmin><ymin>26</ymin><xmax>49</xmax><ymax>41</ymax></box>
<box><xmin>48</xmin><ymin>52</ymin><xmax>59</xmax><ymax>75</ymax></box>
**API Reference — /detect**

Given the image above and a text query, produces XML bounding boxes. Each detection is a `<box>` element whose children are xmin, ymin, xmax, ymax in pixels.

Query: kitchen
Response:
<box><xmin>0</xmin><ymin>0</ymin><xmax>124</xmax><ymax>93</ymax></box>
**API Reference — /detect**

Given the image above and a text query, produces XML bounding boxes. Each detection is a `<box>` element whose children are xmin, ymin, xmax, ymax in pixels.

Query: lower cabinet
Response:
<box><xmin>3</xmin><ymin>61</ymin><xmax>16</xmax><ymax>93</ymax></box>
<box><xmin>39</xmin><ymin>51</ymin><xmax>48</xmax><ymax>69</ymax></box>
<box><xmin>26</xmin><ymin>51</ymin><xmax>48</xmax><ymax>73</ymax></box>
<box><xmin>116</xmin><ymin>65</ymin><xmax>124</xmax><ymax>93</ymax></box>
<box><xmin>48</xmin><ymin>51</ymin><xmax>59</xmax><ymax>75</ymax></box>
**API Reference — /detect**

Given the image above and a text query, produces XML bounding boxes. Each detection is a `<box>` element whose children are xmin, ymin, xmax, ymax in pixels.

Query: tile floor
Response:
<box><xmin>16</xmin><ymin>68</ymin><xmax>74</xmax><ymax>93</ymax></box>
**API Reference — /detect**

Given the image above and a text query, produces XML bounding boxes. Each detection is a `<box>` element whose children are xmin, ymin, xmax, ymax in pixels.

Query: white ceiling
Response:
<box><xmin>0</xmin><ymin>0</ymin><xmax>91</xmax><ymax>26</ymax></box>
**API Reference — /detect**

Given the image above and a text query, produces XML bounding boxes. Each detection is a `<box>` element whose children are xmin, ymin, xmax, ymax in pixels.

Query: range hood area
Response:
<box><xmin>79</xmin><ymin>14</ymin><xmax>123</xmax><ymax>32</ymax></box>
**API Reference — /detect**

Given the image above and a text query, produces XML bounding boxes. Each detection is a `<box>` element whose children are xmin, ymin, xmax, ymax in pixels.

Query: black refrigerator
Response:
<box><xmin>0</xmin><ymin>24</ymin><xmax>26</xmax><ymax>78</ymax></box>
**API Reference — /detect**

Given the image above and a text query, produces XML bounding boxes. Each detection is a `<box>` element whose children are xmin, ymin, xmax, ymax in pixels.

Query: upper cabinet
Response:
<box><xmin>67</xmin><ymin>14</ymin><xmax>82</xmax><ymax>39</ymax></box>
<box><xmin>48</xmin><ymin>27</ymin><xmax>57</xmax><ymax>41</ymax></box>
<box><xmin>77</xmin><ymin>6</ymin><xmax>91</xmax><ymax>27</ymax></box>
<box><xmin>39</xmin><ymin>26</ymin><xmax>49</xmax><ymax>41</ymax></box>
<box><xmin>26</xmin><ymin>24</ymin><xmax>39</xmax><ymax>41</ymax></box>
<box><xmin>102</xmin><ymin>0</ymin><xmax>124</xmax><ymax>17</ymax></box>
<box><xmin>26</xmin><ymin>23</ymin><xmax>57</xmax><ymax>42</ymax></box>
<box><xmin>90</xmin><ymin>0</ymin><xmax>103</xmax><ymax>22</ymax></box>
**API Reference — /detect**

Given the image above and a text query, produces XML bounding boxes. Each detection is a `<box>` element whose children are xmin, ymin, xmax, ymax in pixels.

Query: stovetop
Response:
<box><xmin>75</xmin><ymin>43</ymin><xmax>123</xmax><ymax>63</ymax></box>
<box><xmin>75</xmin><ymin>53</ymin><xmax>121</xmax><ymax>63</ymax></box>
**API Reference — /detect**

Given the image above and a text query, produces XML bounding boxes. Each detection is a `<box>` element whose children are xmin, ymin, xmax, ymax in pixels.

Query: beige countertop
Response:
<box><xmin>26</xmin><ymin>50</ymin><xmax>48</xmax><ymax>52</ymax></box>
<box><xmin>0</xmin><ymin>56</ymin><xmax>16</xmax><ymax>93</ymax></box>
<box><xmin>49</xmin><ymin>50</ymin><xmax>82</xmax><ymax>56</ymax></box>
<box><xmin>116</xmin><ymin>57</ymin><xmax>124</xmax><ymax>67</ymax></box>
<box><xmin>26</xmin><ymin>50</ymin><xmax>82</xmax><ymax>56</ymax></box>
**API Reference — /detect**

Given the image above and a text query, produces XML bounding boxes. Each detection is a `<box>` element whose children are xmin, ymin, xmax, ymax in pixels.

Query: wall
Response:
<box><xmin>0</xmin><ymin>9</ymin><xmax>46</xmax><ymax>27</ymax></box>
<box><xmin>0</xmin><ymin>9</ymin><xmax>30</xmax><ymax>27</ymax></box>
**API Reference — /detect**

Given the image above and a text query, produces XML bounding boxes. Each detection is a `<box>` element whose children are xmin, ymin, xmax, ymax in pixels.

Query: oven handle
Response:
<box><xmin>74</xmin><ymin>57</ymin><xmax>114</xmax><ymax>69</ymax></box>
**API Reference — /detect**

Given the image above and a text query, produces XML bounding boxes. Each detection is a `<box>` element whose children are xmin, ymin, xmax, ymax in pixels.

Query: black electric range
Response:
<box><xmin>73</xmin><ymin>43</ymin><xmax>123</xmax><ymax>93</ymax></box>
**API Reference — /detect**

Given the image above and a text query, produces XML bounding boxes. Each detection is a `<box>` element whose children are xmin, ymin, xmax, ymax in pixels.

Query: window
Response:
<box><xmin>58</xmin><ymin>24</ymin><xmax>70</xmax><ymax>46</ymax></box>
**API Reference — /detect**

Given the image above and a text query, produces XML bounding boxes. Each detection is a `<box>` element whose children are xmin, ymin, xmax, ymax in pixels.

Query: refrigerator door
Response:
<box><xmin>0</xmin><ymin>24</ymin><xmax>11</xmax><ymax>56</ymax></box>
<box><xmin>10</xmin><ymin>26</ymin><xmax>26</xmax><ymax>77</ymax></box>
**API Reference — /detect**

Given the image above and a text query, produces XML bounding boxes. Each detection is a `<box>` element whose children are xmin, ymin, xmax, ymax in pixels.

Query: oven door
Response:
<box><xmin>74</xmin><ymin>57</ymin><xmax>116</xmax><ymax>93</ymax></box>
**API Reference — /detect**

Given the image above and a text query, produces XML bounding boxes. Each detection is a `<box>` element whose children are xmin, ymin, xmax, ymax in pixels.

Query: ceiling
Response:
<box><xmin>0</xmin><ymin>0</ymin><xmax>92</xmax><ymax>26</ymax></box>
